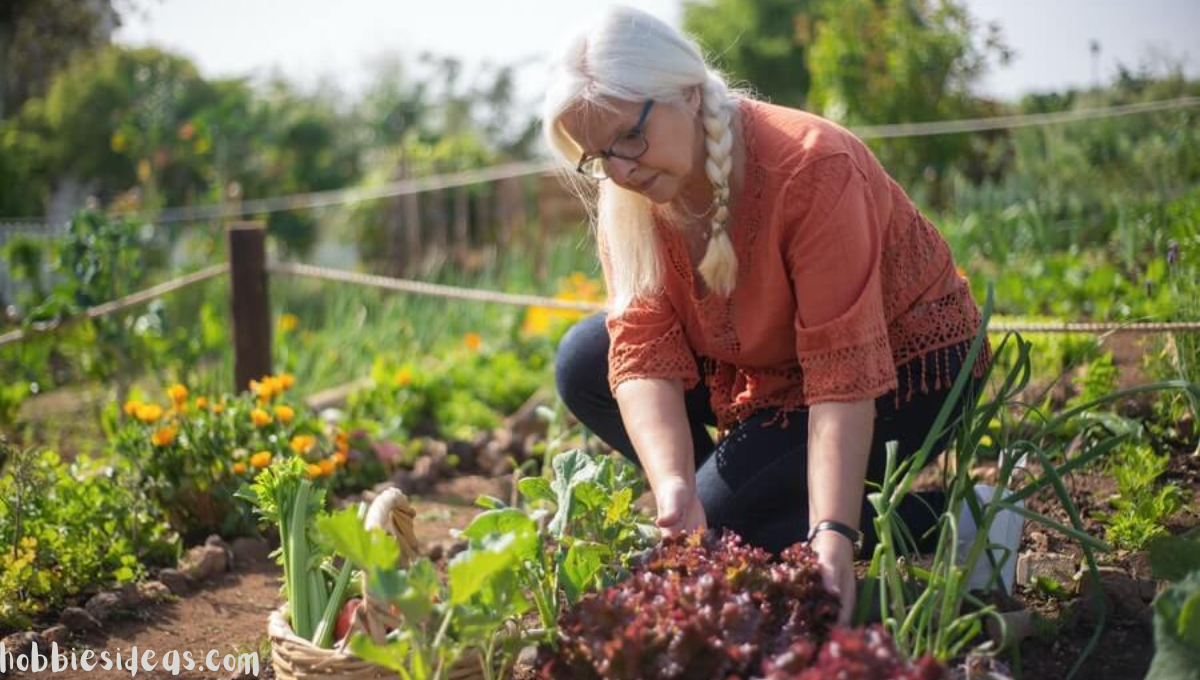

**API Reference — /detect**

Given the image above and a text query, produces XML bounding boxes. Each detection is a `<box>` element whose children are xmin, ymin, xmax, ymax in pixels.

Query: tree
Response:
<box><xmin>683</xmin><ymin>0</ymin><xmax>816</xmax><ymax>107</ymax></box>
<box><xmin>0</xmin><ymin>0</ymin><xmax>131</xmax><ymax>120</ymax></box>
<box><xmin>806</xmin><ymin>0</ymin><xmax>1010</xmax><ymax>208</ymax></box>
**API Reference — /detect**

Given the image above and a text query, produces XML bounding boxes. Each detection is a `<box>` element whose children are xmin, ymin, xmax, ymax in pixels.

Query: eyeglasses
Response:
<box><xmin>576</xmin><ymin>100</ymin><xmax>654</xmax><ymax>180</ymax></box>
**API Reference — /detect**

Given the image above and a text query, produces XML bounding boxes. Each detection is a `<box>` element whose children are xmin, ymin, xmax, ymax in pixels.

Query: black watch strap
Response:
<box><xmin>807</xmin><ymin>519</ymin><xmax>864</xmax><ymax>556</ymax></box>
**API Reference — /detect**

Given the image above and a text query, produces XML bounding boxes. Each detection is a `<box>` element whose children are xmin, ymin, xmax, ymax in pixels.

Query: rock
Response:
<box><xmin>84</xmin><ymin>591</ymin><xmax>122</xmax><ymax>621</ymax></box>
<box><xmin>1015</xmin><ymin>551</ymin><xmax>1076</xmax><ymax>588</ymax></box>
<box><xmin>426</xmin><ymin>543</ymin><xmax>444</xmax><ymax>562</ymax></box>
<box><xmin>514</xmin><ymin>645</ymin><xmax>540</xmax><ymax>672</ymax></box>
<box><xmin>445</xmin><ymin>539</ymin><xmax>469</xmax><ymax>561</ymax></box>
<box><xmin>181</xmin><ymin>544</ymin><xmax>228</xmax><ymax>582</ymax></box>
<box><xmin>1078</xmin><ymin>565</ymin><xmax>1151</xmax><ymax>622</ymax></box>
<box><xmin>985</xmin><ymin>609</ymin><xmax>1035</xmax><ymax>647</ymax></box>
<box><xmin>2</xmin><ymin>632</ymin><xmax>45</xmax><ymax>656</ymax></box>
<box><xmin>41</xmin><ymin>625</ymin><xmax>69</xmax><ymax>647</ymax></box>
<box><xmin>158</xmin><ymin>568</ymin><xmax>193</xmax><ymax>595</ymax></box>
<box><xmin>205</xmin><ymin>534</ymin><xmax>230</xmax><ymax>550</ymax></box>
<box><xmin>231</xmin><ymin>537</ymin><xmax>271</xmax><ymax>565</ymax></box>
<box><xmin>115</xmin><ymin>582</ymin><xmax>143</xmax><ymax>609</ymax></box>
<box><xmin>59</xmin><ymin>607</ymin><xmax>102</xmax><ymax>633</ymax></box>
<box><xmin>137</xmin><ymin>581</ymin><xmax>172</xmax><ymax>603</ymax></box>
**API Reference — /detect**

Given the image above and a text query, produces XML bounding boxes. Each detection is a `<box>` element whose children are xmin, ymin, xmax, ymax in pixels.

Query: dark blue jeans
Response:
<box><xmin>555</xmin><ymin>313</ymin><xmax>968</xmax><ymax>556</ymax></box>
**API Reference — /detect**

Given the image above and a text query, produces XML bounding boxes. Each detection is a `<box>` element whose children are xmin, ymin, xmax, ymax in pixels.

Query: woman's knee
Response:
<box><xmin>554</xmin><ymin>314</ymin><xmax>610</xmax><ymax>410</ymax></box>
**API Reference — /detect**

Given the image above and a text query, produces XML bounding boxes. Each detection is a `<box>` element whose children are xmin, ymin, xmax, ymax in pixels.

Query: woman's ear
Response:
<box><xmin>685</xmin><ymin>85</ymin><xmax>702</xmax><ymax>114</ymax></box>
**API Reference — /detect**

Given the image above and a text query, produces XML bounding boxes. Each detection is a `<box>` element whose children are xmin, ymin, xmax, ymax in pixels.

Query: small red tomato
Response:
<box><xmin>334</xmin><ymin>598</ymin><xmax>362</xmax><ymax>642</ymax></box>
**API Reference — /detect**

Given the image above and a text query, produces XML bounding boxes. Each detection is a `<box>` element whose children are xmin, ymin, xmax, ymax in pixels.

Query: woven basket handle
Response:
<box><xmin>351</xmin><ymin>487</ymin><xmax>421</xmax><ymax>646</ymax></box>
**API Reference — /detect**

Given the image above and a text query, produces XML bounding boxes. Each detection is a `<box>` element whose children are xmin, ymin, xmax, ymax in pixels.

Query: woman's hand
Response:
<box><xmin>653</xmin><ymin>478</ymin><xmax>707</xmax><ymax>538</ymax></box>
<box><xmin>811</xmin><ymin>531</ymin><xmax>857</xmax><ymax>626</ymax></box>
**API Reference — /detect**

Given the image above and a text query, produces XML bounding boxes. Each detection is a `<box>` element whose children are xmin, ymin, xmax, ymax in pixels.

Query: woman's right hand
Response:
<box><xmin>653</xmin><ymin>478</ymin><xmax>707</xmax><ymax>538</ymax></box>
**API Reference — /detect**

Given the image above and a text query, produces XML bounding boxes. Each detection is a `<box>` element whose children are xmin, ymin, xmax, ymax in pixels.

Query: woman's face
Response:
<box><xmin>559</xmin><ymin>91</ymin><xmax>704</xmax><ymax>204</ymax></box>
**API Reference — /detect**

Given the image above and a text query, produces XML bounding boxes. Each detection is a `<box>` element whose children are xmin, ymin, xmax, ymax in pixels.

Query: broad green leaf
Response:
<box><xmin>369</xmin><ymin>558</ymin><xmax>440</xmax><ymax>625</ymax></box>
<box><xmin>518</xmin><ymin>476</ymin><xmax>555</xmax><ymax>504</ymax></box>
<box><xmin>449</xmin><ymin>533</ymin><xmax>521</xmax><ymax>605</ymax></box>
<box><xmin>461</xmin><ymin>509</ymin><xmax>539</xmax><ymax>560</ymax></box>
<box><xmin>605</xmin><ymin>487</ymin><xmax>634</xmax><ymax>528</ymax></box>
<box><xmin>1180</xmin><ymin>591</ymin><xmax>1200</xmax><ymax>648</ymax></box>
<box><xmin>348</xmin><ymin>631</ymin><xmax>412</xmax><ymax>673</ymax></box>
<box><xmin>549</xmin><ymin>450</ymin><xmax>600</xmax><ymax>536</ymax></box>
<box><xmin>317</xmin><ymin>507</ymin><xmax>400</xmax><ymax>572</ymax></box>
<box><xmin>1150</xmin><ymin>536</ymin><xmax>1200</xmax><ymax>583</ymax></box>
<box><xmin>474</xmin><ymin>494</ymin><xmax>507</xmax><ymax>510</ymax></box>
<box><xmin>559</xmin><ymin>541</ymin><xmax>610</xmax><ymax>605</ymax></box>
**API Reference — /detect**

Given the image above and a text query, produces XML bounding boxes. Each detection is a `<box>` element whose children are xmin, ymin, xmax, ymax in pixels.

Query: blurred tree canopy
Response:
<box><xmin>682</xmin><ymin>0</ymin><xmax>815</xmax><ymax>107</ymax></box>
<box><xmin>0</xmin><ymin>0</ymin><xmax>132</xmax><ymax>119</ymax></box>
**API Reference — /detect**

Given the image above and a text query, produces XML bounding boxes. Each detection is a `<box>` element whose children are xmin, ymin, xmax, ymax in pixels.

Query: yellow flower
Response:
<box><xmin>463</xmin><ymin>332</ymin><xmax>482</xmax><ymax>351</ymax></box>
<box><xmin>111</xmin><ymin>131</ymin><xmax>128</xmax><ymax>153</ymax></box>
<box><xmin>394</xmin><ymin>368</ymin><xmax>413</xmax><ymax>387</ymax></box>
<box><xmin>980</xmin><ymin>434</ymin><xmax>994</xmax><ymax>448</ymax></box>
<box><xmin>211</xmin><ymin>402</ymin><xmax>226</xmax><ymax>414</ymax></box>
<box><xmin>251</xmin><ymin>408</ymin><xmax>272</xmax><ymax>427</ymax></box>
<box><xmin>136</xmin><ymin>403</ymin><xmax>164</xmax><ymax>424</ymax></box>
<box><xmin>279</xmin><ymin>313</ymin><xmax>299</xmax><ymax>333</ymax></box>
<box><xmin>137</xmin><ymin>158</ymin><xmax>151</xmax><ymax>182</ymax></box>
<box><xmin>278</xmin><ymin>373</ymin><xmax>295</xmax><ymax>390</ymax></box>
<box><xmin>167</xmin><ymin>383</ymin><xmax>189</xmax><ymax>406</ymax></box>
<box><xmin>250</xmin><ymin>451</ymin><xmax>272</xmax><ymax>469</ymax></box>
<box><xmin>290</xmin><ymin>434</ymin><xmax>317</xmax><ymax>456</ymax></box>
<box><xmin>332</xmin><ymin>451</ymin><xmax>348</xmax><ymax>466</ymax></box>
<box><xmin>305</xmin><ymin>464</ymin><xmax>324</xmax><ymax>479</ymax></box>
<box><xmin>274</xmin><ymin>405</ymin><xmax>295</xmax><ymax>424</ymax></box>
<box><xmin>195</xmin><ymin>397</ymin><xmax>209</xmax><ymax>410</ymax></box>
<box><xmin>151</xmin><ymin>426</ymin><xmax>177</xmax><ymax>447</ymax></box>
<box><xmin>318</xmin><ymin>459</ymin><xmax>336</xmax><ymax>477</ymax></box>
<box><xmin>124</xmin><ymin>399</ymin><xmax>142</xmax><ymax>416</ymax></box>
<box><xmin>233</xmin><ymin>462</ymin><xmax>247</xmax><ymax>475</ymax></box>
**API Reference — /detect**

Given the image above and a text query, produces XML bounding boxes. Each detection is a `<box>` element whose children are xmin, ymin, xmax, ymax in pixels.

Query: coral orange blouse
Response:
<box><xmin>603</xmin><ymin>98</ymin><xmax>990</xmax><ymax>432</ymax></box>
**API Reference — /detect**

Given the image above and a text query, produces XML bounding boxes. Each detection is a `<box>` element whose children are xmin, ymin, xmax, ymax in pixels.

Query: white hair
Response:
<box><xmin>541</xmin><ymin>5</ymin><xmax>741</xmax><ymax>315</ymax></box>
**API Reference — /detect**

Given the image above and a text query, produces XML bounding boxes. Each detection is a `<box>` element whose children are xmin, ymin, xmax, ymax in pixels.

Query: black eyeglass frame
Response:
<box><xmin>575</xmin><ymin>99</ymin><xmax>655</xmax><ymax>179</ymax></box>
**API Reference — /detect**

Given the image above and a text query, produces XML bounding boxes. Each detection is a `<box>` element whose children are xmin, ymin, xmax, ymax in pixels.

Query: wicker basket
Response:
<box><xmin>267</xmin><ymin>489</ymin><xmax>491</xmax><ymax>680</ymax></box>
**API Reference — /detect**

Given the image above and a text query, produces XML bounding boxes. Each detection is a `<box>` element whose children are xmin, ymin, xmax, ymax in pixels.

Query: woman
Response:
<box><xmin>542</xmin><ymin>6</ymin><xmax>991</xmax><ymax>624</ymax></box>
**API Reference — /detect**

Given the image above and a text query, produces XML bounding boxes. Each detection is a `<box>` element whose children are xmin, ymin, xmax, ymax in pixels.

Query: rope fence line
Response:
<box><xmin>854</xmin><ymin>95</ymin><xmax>1199</xmax><ymax>139</ymax></box>
<box><xmin>3</xmin><ymin>95</ymin><xmax>1196</xmax><ymax>229</ymax></box>
<box><xmin>266</xmin><ymin>262</ymin><xmax>604</xmax><ymax>313</ymax></box>
<box><xmin>0</xmin><ymin>264</ymin><xmax>229</xmax><ymax>348</ymax></box>
<box><xmin>271</xmin><ymin>262</ymin><xmax>1200</xmax><ymax>334</ymax></box>
<box><xmin>2</xmin><ymin>260</ymin><xmax>1197</xmax><ymax>352</ymax></box>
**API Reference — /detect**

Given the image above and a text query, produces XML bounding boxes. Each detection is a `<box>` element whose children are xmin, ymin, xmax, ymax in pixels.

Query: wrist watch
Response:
<box><xmin>807</xmin><ymin>519</ymin><xmax>864</xmax><ymax>556</ymax></box>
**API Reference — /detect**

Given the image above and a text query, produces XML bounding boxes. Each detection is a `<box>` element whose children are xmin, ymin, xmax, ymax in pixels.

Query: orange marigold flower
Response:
<box><xmin>332</xmin><ymin>451</ymin><xmax>348</xmax><ymax>466</ymax></box>
<box><xmin>394</xmin><ymin>368</ymin><xmax>413</xmax><ymax>387</ymax></box>
<box><xmin>195</xmin><ymin>397</ymin><xmax>209</xmax><ymax>410</ymax></box>
<box><xmin>463</xmin><ymin>332</ymin><xmax>482</xmax><ymax>351</ymax></box>
<box><xmin>151</xmin><ymin>426</ymin><xmax>177</xmax><ymax>447</ymax></box>
<box><xmin>123</xmin><ymin>399</ymin><xmax>142</xmax><ymax>416</ymax></box>
<box><xmin>305</xmin><ymin>464</ymin><xmax>324</xmax><ymax>479</ymax></box>
<box><xmin>167</xmin><ymin>383</ymin><xmax>188</xmax><ymax>406</ymax></box>
<box><xmin>274</xmin><ymin>405</ymin><xmax>295</xmax><ymax>424</ymax></box>
<box><xmin>135</xmin><ymin>403</ymin><xmax>164</xmax><ymax>424</ymax></box>
<box><xmin>318</xmin><ymin>458</ymin><xmax>336</xmax><ymax>476</ymax></box>
<box><xmin>233</xmin><ymin>462</ymin><xmax>247</xmax><ymax>475</ymax></box>
<box><xmin>211</xmin><ymin>402</ymin><xmax>226</xmax><ymax>414</ymax></box>
<box><xmin>251</xmin><ymin>408</ymin><xmax>272</xmax><ymax>427</ymax></box>
<box><xmin>290</xmin><ymin>434</ymin><xmax>316</xmax><ymax>456</ymax></box>
<box><xmin>250</xmin><ymin>451</ymin><xmax>272</xmax><ymax>469</ymax></box>
<box><xmin>278</xmin><ymin>373</ymin><xmax>295</xmax><ymax>390</ymax></box>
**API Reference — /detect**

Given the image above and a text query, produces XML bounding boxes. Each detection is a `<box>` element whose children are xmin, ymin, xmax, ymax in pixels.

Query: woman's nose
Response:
<box><xmin>605</xmin><ymin>157</ymin><xmax>640</xmax><ymax>183</ymax></box>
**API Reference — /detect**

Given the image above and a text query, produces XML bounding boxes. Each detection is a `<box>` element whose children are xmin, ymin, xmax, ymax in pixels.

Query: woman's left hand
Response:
<box><xmin>810</xmin><ymin>531</ymin><xmax>857</xmax><ymax>626</ymax></box>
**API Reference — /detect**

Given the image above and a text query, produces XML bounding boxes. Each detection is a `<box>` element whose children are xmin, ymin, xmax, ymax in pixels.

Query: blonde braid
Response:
<box><xmin>696</xmin><ymin>74</ymin><xmax>738</xmax><ymax>296</ymax></box>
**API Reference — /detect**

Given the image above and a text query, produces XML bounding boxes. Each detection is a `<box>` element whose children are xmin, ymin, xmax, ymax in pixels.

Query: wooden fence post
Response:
<box><xmin>227</xmin><ymin>221</ymin><xmax>272</xmax><ymax>393</ymax></box>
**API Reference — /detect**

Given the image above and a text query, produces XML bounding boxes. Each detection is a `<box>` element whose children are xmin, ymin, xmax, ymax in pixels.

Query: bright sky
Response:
<box><xmin>115</xmin><ymin>0</ymin><xmax>1199</xmax><ymax>106</ymax></box>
